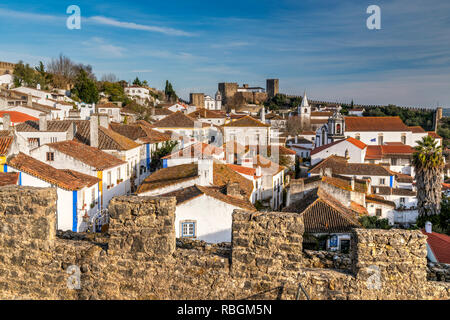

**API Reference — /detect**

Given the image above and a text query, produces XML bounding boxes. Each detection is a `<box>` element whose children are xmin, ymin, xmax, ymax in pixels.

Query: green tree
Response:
<box><xmin>133</xmin><ymin>77</ymin><xmax>142</xmax><ymax>86</ymax></box>
<box><xmin>413</xmin><ymin>136</ymin><xmax>445</xmax><ymax>218</ymax></box>
<box><xmin>13</xmin><ymin>61</ymin><xmax>38</xmax><ymax>87</ymax></box>
<box><xmin>359</xmin><ymin>216</ymin><xmax>392</xmax><ymax>229</ymax></box>
<box><xmin>164</xmin><ymin>80</ymin><xmax>178</xmax><ymax>103</ymax></box>
<box><xmin>72</xmin><ymin>69</ymin><xmax>99</xmax><ymax>104</ymax></box>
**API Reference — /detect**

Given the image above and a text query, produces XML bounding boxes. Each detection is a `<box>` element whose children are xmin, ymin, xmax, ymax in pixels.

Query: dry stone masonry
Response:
<box><xmin>0</xmin><ymin>186</ymin><xmax>448</xmax><ymax>300</ymax></box>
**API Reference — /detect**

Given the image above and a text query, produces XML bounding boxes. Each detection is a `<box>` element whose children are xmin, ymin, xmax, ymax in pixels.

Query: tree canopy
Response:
<box><xmin>72</xmin><ymin>69</ymin><xmax>99</xmax><ymax>104</ymax></box>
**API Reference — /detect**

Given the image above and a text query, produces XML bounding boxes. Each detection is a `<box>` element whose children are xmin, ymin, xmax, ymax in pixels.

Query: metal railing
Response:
<box><xmin>87</xmin><ymin>209</ymin><xmax>109</xmax><ymax>233</ymax></box>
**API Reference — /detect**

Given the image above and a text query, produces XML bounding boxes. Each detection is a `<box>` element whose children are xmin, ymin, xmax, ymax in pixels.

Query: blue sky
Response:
<box><xmin>0</xmin><ymin>0</ymin><xmax>449</xmax><ymax>107</ymax></box>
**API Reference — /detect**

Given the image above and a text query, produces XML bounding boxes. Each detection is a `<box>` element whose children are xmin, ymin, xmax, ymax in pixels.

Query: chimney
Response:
<box><xmin>324</xmin><ymin>167</ymin><xmax>332</xmax><ymax>177</ymax></box>
<box><xmin>90</xmin><ymin>114</ymin><xmax>99</xmax><ymax>148</ymax></box>
<box><xmin>27</xmin><ymin>94</ymin><xmax>33</xmax><ymax>107</ymax></box>
<box><xmin>256</xmin><ymin>166</ymin><xmax>262</xmax><ymax>177</ymax></box>
<box><xmin>295</xmin><ymin>136</ymin><xmax>298</xmax><ymax>144</ymax></box>
<box><xmin>197</xmin><ymin>158</ymin><xmax>213</xmax><ymax>186</ymax></box>
<box><xmin>350</xmin><ymin>176</ymin><xmax>355</xmax><ymax>191</ymax></box>
<box><xmin>226</xmin><ymin>182</ymin><xmax>243</xmax><ymax>199</ymax></box>
<box><xmin>151</xmin><ymin>107</ymin><xmax>156</xmax><ymax>116</ymax></box>
<box><xmin>260</xmin><ymin>106</ymin><xmax>265</xmax><ymax>122</ymax></box>
<box><xmin>39</xmin><ymin>113</ymin><xmax>47</xmax><ymax>131</ymax></box>
<box><xmin>3</xmin><ymin>113</ymin><xmax>10</xmax><ymax>131</ymax></box>
<box><xmin>425</xmin><ymin>221</ymin><xmax>432</xmax><ymax>234</ymax></box>
<box><xmin>98</xmin><ymin>113</ymin><xmax>109</xmax><ymax>128</ymax></box>
<box><xmin>67</xmin><ymin>122</ymin><xmax>76</xmax><ymax>140</ymax></box>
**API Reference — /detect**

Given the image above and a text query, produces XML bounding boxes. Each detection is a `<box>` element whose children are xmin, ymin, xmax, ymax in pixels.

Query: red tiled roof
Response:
<box><xmin>8</xmin><ymin>153</ymin><xmax>99</xmax><ymax>191</ymax></box>
<box><xmin>226</xmin><ymin>164</ymin><xmax>258</xmax><ymax>178</ymax></box>
<box><xmin>162</xmin><ymin>142</ymin><xmax>223</xmax><ymax>159</ymax></box>
<box><xmin>0</xmin><ymin>172</ymin><xmax>19</xmax><ymax>186</ymax></box>
<box><xmin>347</xmin><ymin>137</ymin><xmax>367</xmax><ymax>149</ymax></box>
<box><xmin>409</xmin><ymin>126</ymin><xmax>426</xmax><ymax>133</ymax></box>
<box><xmin>97</xmin><ymin>102</ymin><xmax>121</xmax><ymax>109</ymax></box>
<box><xmin>422</xmin><ymin>230</ymin><xmax>450</xmax><ymax>264</ymax></box>
<box><xmin>311</xmin><ymin>137</ymin><xmax>366</xmax><ymax>156</ymax></box>
<box><xmin>0</xmin><ymin>136</ymin><xmax>13</xmax><ymax>156</ymax></box>
<box><xmin>428</xmin><ymin>132</ymin><xmax>442</xmax><ymax>139</ymax></box>
<box><xmin>0</xmin><ymin>111</ymin><xmax>38</xmax><ymax>124</ymax></box>
<box><xmin>365</xmin><ymin>144</ymin><xmax>414</xmax><ymax>160</ymax></box>
<box><xmin>48</xmin><ymin>140</ymin><xmax>126</xmax><ymax>170</ymax></box>
<box><xmin>345</xmin><ymin>116</ymin><xmax>410</xmax><ymax>132</ymax></box>
<box><xmin>222</xmin><ymin>115</ymin><xmax>270</xmax><ymax>128</ymax></box>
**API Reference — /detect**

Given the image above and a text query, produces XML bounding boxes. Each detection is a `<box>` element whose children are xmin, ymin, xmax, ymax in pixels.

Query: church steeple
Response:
<box><xmin>300</xmin><ymin>90</ymin><xmax>309</xmax><ymax>108</ymax></box>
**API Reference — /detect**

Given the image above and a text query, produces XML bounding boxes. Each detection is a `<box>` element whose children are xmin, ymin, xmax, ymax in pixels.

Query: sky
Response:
<box><xmin>0</xmin><ymin>0</ymin><xmax>449</xmax><ymax>107</ymax></box>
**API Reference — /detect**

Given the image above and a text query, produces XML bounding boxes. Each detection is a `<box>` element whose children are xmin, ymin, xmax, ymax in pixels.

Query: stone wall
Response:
<box><xmin>428</xmin><ymin>262</ymin><xmax>450</xmax><ymax>282</ymax></box>
<box><xmin>0</xmin><ymin>186</ymin><xmax>448</xmax><ymax>300</ymax></box>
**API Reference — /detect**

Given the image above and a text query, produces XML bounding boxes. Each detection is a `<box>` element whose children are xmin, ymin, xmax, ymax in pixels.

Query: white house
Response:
<box><xmin>96</xmin><ymin>102</ymin><xmax>122</xmax><ymax>123</ymax></box>
<box><xmin>7</xmin><ymin>152</ymin><xmax>100</xmax><ymax>232</ymax></box>
<box><xmin>28</xmin><ymin>139</ymin><xmax>128</xmax><ymax>211</ymax></box>
<box><xmin>160</xmin><ymin>184</ymin><xmax>255</xmax><ymax>243</ymax></box>
<box><xmin>310</xmin><ymin>137</ymin><xmax>367</xmax><ymax>166</ymax></box>
<box><xmin>124</xmin><ymin>86</ymin><xmax>151</xmax><ymax>105</ymax></box>
<box><xmin>222</xmin><ymin>115</ymin><xmax>271</xmax><ymax>147</ymax></box>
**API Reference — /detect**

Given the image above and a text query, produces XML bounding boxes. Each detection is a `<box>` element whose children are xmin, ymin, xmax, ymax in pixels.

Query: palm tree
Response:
<box><xmin>413</xmin><ymin>135</ymin><xmax>445</xmax><ymax>217</ymax></box>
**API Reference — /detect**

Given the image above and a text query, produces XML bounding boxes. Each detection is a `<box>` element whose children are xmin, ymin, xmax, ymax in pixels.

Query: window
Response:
<box><xmin>391</xmin><ymin>158</ymin><xmax>397</xmax><ymax>166</ymax></box>
<box><xmin>107</xmin><ymin>172</ymin><xmax>112</xmax><ymax>186</ymax></box>
<box><xmin>46</xmin><ymin>152</ymin><xmax>54</xmax><ymax>161</ymax></box>
<box><xmin>401</xmin><ymin>134</ymin><xmax>406</xmax><ymax>144</ymax></box>
<box><xmin>379</xmin><ymin>178</ymin><xmax>385</xmax><ymax>185</ymax></box>
<box><xmin>181</xmin><ymin>221</ymin><xmax>196</xmax><ymax>238</ymax></box>
<box><xmin>336</xmin><ymin>124</ymin><xmax>341</xmax><ymax>134</ymax></box>
<box><xmin>400</xmin><ymin>197</ymin><xmax>406</xmax><ymax>204</ymax></box>
<box><xmin>91</xmin><ymin>188</ymin><xmax>96</xmax><ymax>206</ymax></box>
<box><xmin>376</xmin><ymin>208</ymin><xmax>382</xmax><ymax>217</ymax></box>
<box><xmin>117</xmin><ymin>168</ymin><xmax>121</xmax><ymax>180</ymax></box>
<box><xmin>50</xmin><ymin>137</ymin><xmax>57</xmax><ymax>143</ymax></box>
<box><xmin>378</xmin><ymin>134</ymin><xmax>384</xmax><ymax>145</ymax></box>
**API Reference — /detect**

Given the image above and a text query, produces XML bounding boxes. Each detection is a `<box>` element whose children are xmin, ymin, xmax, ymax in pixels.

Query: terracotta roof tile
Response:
<box><xmin>0</xmin><ymin>111</ymin><xmax>38</xmax><ymax>123</ymax></box>
<box><xmin>283</xmin><ymin>188</ymin><xmax>362</xmax><ymax>233</ymax></box>
<box><xmin>428</xmin><ymin>131</ymin><xmax>442</xmax><ymax>139</ymax></box>
<box><xmin>345</xmin><ymin>116</ymin><xmax>410</xmax><ymax>132</ymax></box>
<box><xmin>0</xmin><ymin>172</ymin><xmax>19</xmax><ymax>186</ymax></box>
<box><xmin>162</xmin><ymin>142</ymin><xmax>223</xmax><ymax>159</ymax></box>
<box><xmin>409</xmin><ymin>126</ymin><xmax>426</xmax><ymax>133</ymax></box>
<box><xmin>152</xmin><ymin>111</ymin><xmax>208</xmax><ymax>128</ymax></box>
<box><xmin>422</xmin><ymin>230</ymin><xmax>450</xmax><ymax>264</ymax></box>
<box><xmin>222</xmin><ymin>115</ymin><xmax>270</xmax><ymax>128</ymax></box>
<box><xmin>309</xmin><ymin>155</ymin><xmax>393</xmax><ymax>176</ymax></box>
<box><xmin>188</xmin><ymin>108</ymin><xmax>226</xmax><ymax>119</ymax></box>
<box><xmin>48</xmin><ymin>140</ymin><xmax>126</xmax><ymax>170</ymax></box>
<box><xmin>7</xmin><ymin>153</ymin><xmax>98</xmax><ymax>191</ymax></box>
<box><xmin>0</xmin><ymin>136</ymin><xmax>13</xmax><ymax>156</ymax></box>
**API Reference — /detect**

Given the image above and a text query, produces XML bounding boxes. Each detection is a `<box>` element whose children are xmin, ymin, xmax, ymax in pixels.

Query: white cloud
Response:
<box><xmin>82</xmin><ymin>37</ymin><xmax>126</xmax><ymax>58</ymax></box>
<box><xmin>88</xmin><ymin>16</ymin><xmax>195</xmax><ymax>37</ymax></box>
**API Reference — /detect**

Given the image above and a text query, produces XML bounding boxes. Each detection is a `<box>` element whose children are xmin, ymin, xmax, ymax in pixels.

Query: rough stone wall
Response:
<box><xmin>189</xmin><ymin>93</ymin><xmax>204</xmax><ymax>109</ymax></box>
<box><xmin>428</xmin><ymin>262</ymin><xmax>450</xmax><ymax>282</ymax></box>
<box><xmin>0</xmin><ymin>186</ymin><xmax>448</xmax><ymax>300</ymax></box>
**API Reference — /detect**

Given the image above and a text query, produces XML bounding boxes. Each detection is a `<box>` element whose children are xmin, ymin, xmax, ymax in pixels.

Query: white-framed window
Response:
<box><xmin>379</xmin><ymin>178</ymin><xmax>385</xmax><ymax>185</ymax></box>
<box><xmin>400</xmin><ymin>197</ymin><xmax>406</xmax><ymax>204</ymax></box>
<box><xmin>107</xmin><ymin>171</ymin><xmax>112</xmax><ymax>186</ymax></box>
<box><xmin>50</xmin><ymin>137</ymin><xmax>57</xmax><ymax>143</ymax></box>
<box><xmin>181</xmin><ymin>221</ymin><xmax>196</xmax><ymax>238</ymax></box>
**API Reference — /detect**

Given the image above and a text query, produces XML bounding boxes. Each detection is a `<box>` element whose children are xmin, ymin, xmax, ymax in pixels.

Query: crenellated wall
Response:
<box><xmin>0</xmin><ymin>186</ymin><xmax>448</xmax><ymax>300</ymax></box>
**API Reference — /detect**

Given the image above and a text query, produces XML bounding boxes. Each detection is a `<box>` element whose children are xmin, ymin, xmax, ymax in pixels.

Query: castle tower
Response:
<box><xmin>298</xmin><ymin>91</ymin><xmax>311</xmax><ymax>130</ymax></box>
<box><xmin>266</xmin><ymin>79</ymin><xmax>279</xmax><ymax>98</ymax></box>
